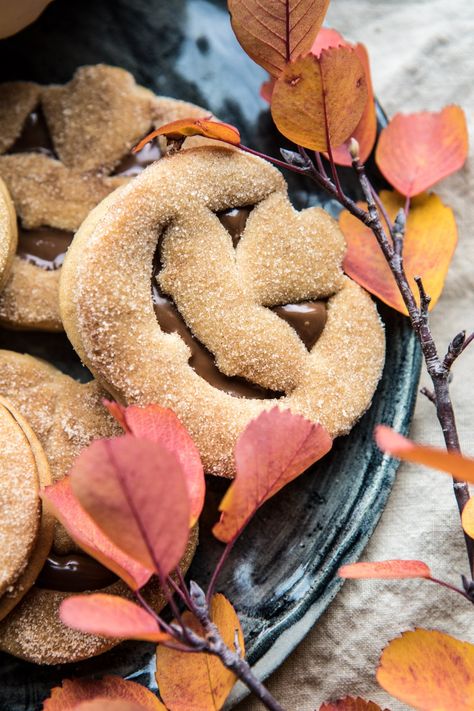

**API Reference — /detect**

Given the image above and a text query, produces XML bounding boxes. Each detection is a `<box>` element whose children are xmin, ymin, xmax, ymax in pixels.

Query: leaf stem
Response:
<box><xmin>427</xmin><ymin>575</ymin><xmax>473</xmax><ymax>602</ymax></box>
<box><xmin>206</xmin><ymin>538</ymin><xmax>236</xmax><ymax>604</ymax></box>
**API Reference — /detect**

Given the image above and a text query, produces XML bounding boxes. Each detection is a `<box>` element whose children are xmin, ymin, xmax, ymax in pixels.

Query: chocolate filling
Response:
<box><xmin>9</xmin><ymin>106</ymin><xmax>56</xmax><ymax>158</ymax></box>
<box><xmin>36</xmin><ymin>552</ymin><xmax>118</xmax><ymax>592</ymax></box>
<box><xmin>17</xmin><ymin>223</ymin><xmax>73</xmax><ymax>270</ymax></box>
<box><xmin>273</xmin><ymin>302</ymin><xmax>327</xmax><ymax>351</ymax></box>
<box><xmin>152</xmin><ymin>207</ymin><xmax>328</xmax><ymax>399</ymax></box>
<box><xmin>10</xmin><ymin>115</ymin><xmax>163</xmax><ymax>269</ymax></box>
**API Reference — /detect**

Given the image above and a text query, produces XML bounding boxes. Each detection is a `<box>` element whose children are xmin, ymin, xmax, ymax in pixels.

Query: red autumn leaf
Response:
<box><xmin>320</xmin><ymin>698</ymin><xmax>388</xmax><ymax>711</ymax></box>
<box><xmin>339</xmin><ymin>560</ymin><xmax>431</xmax><ymax>580</ymax></box>
<box><xmin>213</xmin><ymin>408</ymin><xmax>332</xmax><ymax>543</ymax></box>
<box><xmin>42</xmin><ymin>478</ymin><xmax>152</xmax><ymax>591</ymax></box>
<box><xmin>377</xmin><ymin>629</ymin><xmax>474</xmax><ymax>710</ymax></box>
<box><xmin>228</xmin><ymin>0</ymin><xmax>329</xmax><ymax>77</ymax></box>
<box><xmin>156</xmin><ymin>593</ymin><xmax>244</xmax><ymax>711</ymax></box>
<box><xmin>133</xmin><ymin>118</ymin><xmax>240</xmax><ymax>153</ymax></box>
<box><xmin>271</xmin><ymin>46</ymin><xmax>368</xmax><ymax>152</ymax></box>
<box><xmin>375</xmin><ymin>425</ymin><xmax>474</xmax><ymax>484</ymax></box>
<box><xmin>60</xmin><ymin>594</ymin><xmax>170</xmax><ymax>643</ymax></box>
<box><xmin>105</xmin><ymin>402</ymin><xmax>205</xmax><ymax>526</ymax></box>
<box><xmin>70</xmin><ymin>435</ymin><xmax>190</xmax><ymax>579</ymax></box>
<box><xmin>375</xmin><ymin>106</ymin><xmax>468</xmax><ymax>197</ymax></box>
<box><xmin>340</xmin><ymin>190</ymin><xmax>457</xmax><ymax>314</ymax></box>
<box><xmin>73</xmin><ymin>701</ymin><xmax>150</xmax><ymax>711</ymax></box>
<box><xmin>43</xmin><ymin>676</ymin><xmax>165</xmax><ymax>711</ymax></box>
<box><xmin>311</xmin><ymin>27</ymin><xmax>346</xmax><ymax>55</ymax></box>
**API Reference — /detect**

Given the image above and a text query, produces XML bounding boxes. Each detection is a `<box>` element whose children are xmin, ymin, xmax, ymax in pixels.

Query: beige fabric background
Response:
<box><xmin>238</xmin><ymin>0</ymin><xmax>474</xmax><ymax>709</ymax></box>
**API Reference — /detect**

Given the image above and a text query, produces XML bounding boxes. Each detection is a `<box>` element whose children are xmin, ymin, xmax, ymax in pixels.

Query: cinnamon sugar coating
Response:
<box><xmin>0</xmin><ymin>397</ymin><xmax>54</xmax><ymax>622</ymax></box>
<box><xmin>0</xmin><ymin>82</ymin><xmax>39</xmax><ymax>154</ymax></box>
<box><xmin>0</xmin><ymin>400</ymin><xmax>41</xmax><ymax>598</ymax></box>
<box><xmin>0</xmin><ymin>65</ymin><xmax>210</xmax><ymax>331</ymax></box>
<box><xmin>60</xmin><ymin>147</ymin><xmax>385</xmax><ymax>477</ymax></box>
<box><xmin>0</xmin><ymin>351</ymin><xmax>198</xmax><ymax>663</ymax></box>
<box><xmin>0</xmin><ymin>526</ymin><xmax>198</xmax><ymax>664</ymax></box>
<box><xmin>0</xmin><ymin>176</ymin><xmax>17</xmax><ymax>291</ymax></box>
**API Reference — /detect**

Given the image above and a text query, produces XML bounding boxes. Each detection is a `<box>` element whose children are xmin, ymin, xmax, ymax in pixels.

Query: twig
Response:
<box><xmin>420</xmin><ymin>386</ymin><xmax>436</xmax><ymax>404</ymax></box>
<box><xmin>443</xmin><ymin>331</ymin><xmax>466</xmax><ymax>371</ymax></box>
<box><xmin>206</xmin><ymin>539</ymin><xmax>237</xmax><ymax>603</ymax></box>
<box><xmin>345</xmin><ymin>154</ymin><xmax>474</xmax><ymax>579</ymax></box>
<box><xmin>190</xmin><ymin>582</ymin><xmax>286</xmax><ymax>711</ymax></box>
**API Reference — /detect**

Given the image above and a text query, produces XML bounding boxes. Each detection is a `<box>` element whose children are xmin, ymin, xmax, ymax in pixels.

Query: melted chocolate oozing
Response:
<box><xmin>9</xmin><ymin>106</ymin><xmax>56</xmax><ymax>158</ymax></box>
<box><xmin>36</xmin><ymin>552</ymin><xmax>118</xmax><ymax>592</ymax></box>
<box><xmin>17</xmin><ymin>223</ymin><xmax>73</xmax><ymax>270</ymax></box>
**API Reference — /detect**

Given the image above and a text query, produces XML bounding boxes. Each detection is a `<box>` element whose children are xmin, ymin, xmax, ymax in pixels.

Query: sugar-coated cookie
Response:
<box><xmin>60</xmin><ymin>146</ymin><xmax>386</xmax><ymax>477</ymax></box>
<box><xmin>0</xmin><ymin>396</ymin><xmax>53</xmax><ymax>622</ymax></box>
<box><xmin>0</xmin><ymin>65</ymin><xmax>210</xmax><ymax>331</ymax></box>
<box><xmin>0</xmin><ymin>351</ymin><xmax>198</xmax><ymax>663</ymax></box>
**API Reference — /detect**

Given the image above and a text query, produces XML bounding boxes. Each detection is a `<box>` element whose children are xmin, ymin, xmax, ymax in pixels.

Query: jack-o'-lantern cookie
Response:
<box><xmin>0</xmin><ymin>65</ymin><xmax>210</xmax><ymax>331</ymax></box>
<box><xmin>0</xmin><ymin>396</ymin><xmax>53</xmax><ymax>622</ymax></box>
<box><xmin>60</xmin><ymin>146</ymin><xmax>385</xmax><ymax>477</ymax></box>
<box><xmin>0</xmin><ymin>351</ymin><xmax>197</xmax><ymax>664</ymax></box>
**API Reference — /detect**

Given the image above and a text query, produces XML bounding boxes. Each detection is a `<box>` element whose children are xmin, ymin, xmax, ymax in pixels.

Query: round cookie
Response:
<box><xmin>0</xmin><ymin>176</ymin><xmax>17</xmax><ymax>292</ymax></box>
<box><xmin>0</xmin><ymin>65</ymin><xmax>211</xmax><ymax>331</ymax></box>
<box><xmin>0</xmin><ymin>351</ymin><xmax>198</xmax><ymax>663</ymax></box>
<box><xmin>0</xmin><ymin>396</ymin><xmax>53</xmax><ymax>621</ymax></box>
<box><xmin>60</xmin><ymin>146</ymin><xmax>386</xmax><ymax>477</ymax></box>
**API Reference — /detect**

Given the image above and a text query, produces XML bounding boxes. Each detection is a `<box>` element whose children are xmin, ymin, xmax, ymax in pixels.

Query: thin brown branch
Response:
<box><xmin>343</xmin><ymin>152</ymin><xmax>474</xmax><ymax>579</ymax></box>
<box><xmin>420</xmin><ymin>386</ymin><xmax>436</xmax><ymax>404</ymax></box>
<box><xmin>444</xmin><ymin>331</ymin><xmax>467</xmax><ymax>371</ymax></box>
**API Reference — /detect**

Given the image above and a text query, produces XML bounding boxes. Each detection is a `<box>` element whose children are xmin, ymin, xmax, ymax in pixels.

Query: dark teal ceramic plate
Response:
<box><xmin>0</xmin><ymin>1</ymin><xmax>421</xmax><ymax>708</ymax></box>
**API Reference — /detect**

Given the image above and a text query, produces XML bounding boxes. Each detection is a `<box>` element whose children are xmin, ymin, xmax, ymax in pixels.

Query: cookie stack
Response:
<box><xmin>0</xmin><ymin>64</ymin><xmax>385</xmax><ymax>664</ymax></box>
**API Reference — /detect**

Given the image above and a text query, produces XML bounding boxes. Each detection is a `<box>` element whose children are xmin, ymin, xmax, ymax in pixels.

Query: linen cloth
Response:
<box><xmin>238</xmin><ymin>0</ymin><xmax>474</xmax><ymax>708</ymax></box>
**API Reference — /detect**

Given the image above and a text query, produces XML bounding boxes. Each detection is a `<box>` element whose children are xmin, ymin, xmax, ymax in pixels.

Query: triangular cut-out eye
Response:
<box><xmin>273</xmin><ymin>301</ymin><xmax>327</xmax><ymax>351</ymax></box>
<box><xmin>216</xmin><ymin>205</ymin><xmax>254</xmax><ymax>247</ymax></box>
<box><xmin>9</xmin><ymin>106</ymin><xmax>56</xmax><ymax>159</ymax></box>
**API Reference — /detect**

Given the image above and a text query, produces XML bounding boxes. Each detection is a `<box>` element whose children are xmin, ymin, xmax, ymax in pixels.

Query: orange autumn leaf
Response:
<box><xmin>43</xmin><ymin>676</ymin><xmax>165</xmax><ymax>711</ymax></box>
<box><xmin>134</xmin><ymin>118</ymin><xmax>240</xmax><ymax>153</ymax></box>
<box><xmin>156</xmin><ymin>593</ymin><xmax>244</xmax><ymax>711</ymax></box>
<box><xmin>228</xmin><ymin>0</ymin><xmax>329</xmax><ymax>78</ymax></box>
<box><xmin>261</xmin><ymin>28</ymin><xmax>376</xmax><ymax>164</ymax></box>
<box><xmin>461</xmin><ymin>498</ymin><xmax>474</xmax><ymax>539</ymax></box>
<box><xmin>320</xmin><ymin>698</ymin><xmax>388</xmax><ymax>711</ymax></box>
<box><xmin>60</xmin><ymin>594</ymin><xmax>170</xmax><ymax>643</ymax></box>
<box><xmin>375</xmin><ymin>424</ymin><xmax>474</xmax><ymax>484</ymax></box>
<box><xmin>105</xmin><ymin>402</ymin><xmax>205</xmax><ymax>526</ymax></box>
<box><xmin>70</xmin><ymin>435</ymin><xmax>190</xmax><ymax>579</ymax></box>
<box><xmin>73</xmin><ymin>701</ymin><xmax>150</xmax><ymax>711</ymax></box>
<box><xmin>42</xmin><ymin>478</ymin><xmax>152</xmax><ymax>591</ymax></box>
<box><xmin>331</xmin><ymin>44</ymin><xmax>376</xmax><ymax>166</ymax></box>
<box><xmin>271</xmin><ymin>46</ymin><xmax>368</xmax><ymax>152</ymax></box>
<box><xmin>377</xmin><ymin>629</ymin><xmax>474</xmax><ymax>710</ymax></box>
<box><xmin>375</xmin><ymin>106</ymin><xmax>468</xmax><ymax>197</ymax></box>
<box><xmin>340</xmin><ymin>190</ymin><xmax>457</xmax><ymax>314</ymax></box>
<box><xmin>213</xmin><ymin>408</ymin><xmax>332</xmax><ymax>543</ymax></box>
<box><xmin>339</xmin><ymin>560</ymin><xmax>431</xmax><ymax>580</ymax></box>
